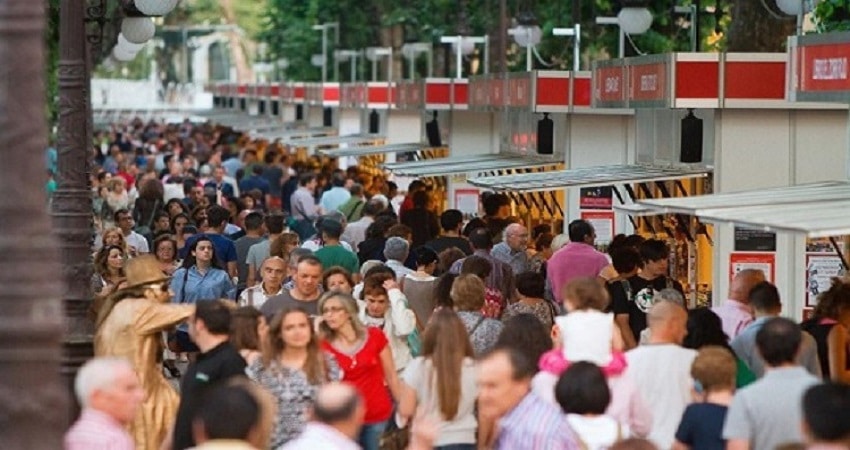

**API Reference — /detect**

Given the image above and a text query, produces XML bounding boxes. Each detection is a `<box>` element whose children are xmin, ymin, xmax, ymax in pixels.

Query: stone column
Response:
<box><xmin>0</xmin><ymin>0</ymin><xmax>68</xmax><ymax>445</ymax></box>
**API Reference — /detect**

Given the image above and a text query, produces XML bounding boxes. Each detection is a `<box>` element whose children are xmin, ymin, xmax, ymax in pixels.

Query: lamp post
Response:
<box><xmin>553</xmin><ymin>24</ymin><xmax>582</xmax><ymax>71</ymax></box>
<box><xmin>508</xmin><ymin>23</ymin><xmax>542</xmax><ymax>71</ymax></box>
<box><xmin>312</xmin><ymin>22</ymin><xmax>339</xmax><ymax>82</ymax></box>
<box><xmin>775</xmin><ymin>0</ymin><xmax>812</xmax><ymax>36</ymax></box>
<box><xmin>596</xmin><ymin>6</ymin><xmax>653</xmax><ymax>58</ymax></box>
<box><xmin>365</xmin><ymin>46</ymin><xmax>393</xmax><ymax>82</ymax></box>
<box><xmin>439</xmin><ymin>35</ymin><xmax>489</xmax><ymax>79</ymax></box>
<box><xmin>401</xmin><ymin>42</ymin><xmax>433</xmax><ymax>79</ymax></box>
<box><xmin>335</xmin><ymin>49</ymin><xmax>361</xmax><ymax>81</ymax></box>
<box><xmin>673</xmin><ymin>5</ymin><xmax>699</xmax><ymax>51</ymax></box>
<box><xmin>595</xmin><ymin>17</ymin><xmax>625</xmax><ymax>58</ymax></box>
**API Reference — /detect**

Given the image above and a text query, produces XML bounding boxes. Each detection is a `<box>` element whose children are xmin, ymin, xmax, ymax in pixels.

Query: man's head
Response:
<box><xmin>690</xmin><ymin>346</ymin><xmax>737</xmax><ymax>393</ymax></box>
<box><xmin>647</xmin><ymin>300</ymin><xmax>689</xmax><ymax>345</ymax></box>
<box><xmin>349</xmin><ymin>183</ymin><xmax>364</xmax><ymax>198</ymax></box>
<box><xmin>503</xmin><ymin>223</ymin><xmax>529</xmax><ymax>252</ymax></box>
<box><xmin>802</xmin><ymin>382</ymin><xmax>850</xmax><ymax>443</ymax></box>
<box><xmin>728</xmin><ymin>269</ymin><xmax>766</xmax><ymax>303</ymax></box>
<box><xmin>192</xmin><ymin>384</ymin><xmax>263</xmax><ymax>445</ymax></box>
<box><xmin>383</xmin><ymin>236</ymin><xmax>409</xmax><ymax>263</ymax></box>
<box><xmin>213</xmin><ymin>166</ymin><xmax>225</xmax><ymax>182</ymax></box>
<box><xmin>468</xmin><ymin>227</ymin><xmax>494</xmax><ymax>251</ymax></box>
<box><xmin>207</xmin><ymin>205</ymin><xmax>231</xmax><ymax>231</ymax></box>
<box><xmin>312</xmin><ymin>382</ymin><xmax>365</xmax><ymax>440</ymax></box>
<box><xmin>265</xmin><ymin>214</ymin><xmax>285</xmax><ymax>235</ymax></box>
<box><xmin>638</xmin><ymin>239</ymin><xmax>670</xmax><ymax>279</ymax></box>
<box><xmin>114</xmin><ymin>209</ymin><xmax>134</xmax><ymax>233</ymax></box>
<box><xmin>440</xmin><ymin>209</ymin><xmax>464</xmax><ymax>233</ymax></box>
<box><xmin>320</xmin><ymin>219</ymin><xmax>344</xmax><ymax>243</ymax></box>
<box><xmin>482</xmin><ymin>193</ymin><xmax>510</xmax><ymax>218</ymax></box>
<box><xmin>260</xmin><ymin>256</ymin><xmax>287</xmax><ymax>289</ymax></box>
<box><xmin>189</xmin><ymin>300</ymin><xmax>233</xmax><ymax>346</ymax></box>
<box><xmin>299</xmin><ymin>173</ymin><xmax>317</xmax><ymax>190</ymax></box>
<box><xmin>362</xmin><ymin>200</ymin><xmax>383</xmax><ymax>218</ymax></box>
<box><xmin>293</xmin><ymin>255</ymin><xmax>323</xmax><ymax>298</ymax></box>
<box><xmin>749</xmin><ymin>281</ymin><xmax>781</xmax><ymax>316</ymax></box>
<box><xmin>244</xmin><ymin>212</ymin><xmax>264</xmax><ymax>233</ymax></box>
<box><xmin>407</xmin><ymin>180</ymin><xmax>426</xmax><ymax>195</ymax></box>
<box><xmin>331</xmin><ymin>171</ymin><xmax>347</xmax><ymax>188</ymax></box>
<box><xmin>477</xmin><ymin>347</ymin><xmax>536</xmax><ymax>420</ymax></box>
<box><xmin>74</xmin><ymin>358</ymin><xmax>143</xmax><ymax>426</ymax></box>
<box><xmin>187</xmin><ymin>183</ymin><xmax>205</xmax><ymax>204</ymax></box>
<box><xmin>568</xmin><ymin>219</ymin><xmax>595</xmax><ymax>245</ymax></box>
<box><xmin>756</xmin><ymin>317</ymin><xmax>802</xmax><ymax>368</ymax></box>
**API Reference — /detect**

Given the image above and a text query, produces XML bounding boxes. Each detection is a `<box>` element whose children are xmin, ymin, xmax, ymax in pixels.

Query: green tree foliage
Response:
<box><xmin>814</xmin><ymin>0</ymin><xmax>850</xmax><ymax>33</ymax></box>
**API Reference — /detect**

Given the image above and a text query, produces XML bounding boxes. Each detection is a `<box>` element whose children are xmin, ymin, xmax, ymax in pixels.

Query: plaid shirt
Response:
<box><xmin>495</xmin><ymin>392</ymin><xmax>580</xmax><ymax>450</ymax></box>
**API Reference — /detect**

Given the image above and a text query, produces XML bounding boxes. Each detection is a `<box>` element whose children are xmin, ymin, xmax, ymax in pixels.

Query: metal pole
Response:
<box><xmin>526</xmin><ymin>29</ymin><xmax>533</xmax><ymax>71</ymax></box>
<box><xmin>334</xmin><ymin>24</ymin><xmax>339</xmax><ymax>81</ymax></box>
<box><xmin>351</xmin><ymin>57</ymin><xmax>356</xmax><ymax>81</ymax></box>
<box><xmin>455</xmin><ymin>36</ymin><xmax>462</xmax><ymax>79</ymax></box>
<box><xmin>372</xmin><ymin>56</ymin><xmax>377</xmax><ymax>81</ymax></box>
<box><xmin>483</xmin><ymin>35</ymin><xmax>490</xmax><ymax>74</ymax></box>
<box><xmin>388</xmin><ymin>48</ymin><xmax>393</xmax><ymax>82</ymax></box>
<box><xmin>573</xmin><ymin>24</ymin><xmax>581</xmax><ymax>71</ymax></box>
<box><xmin>427</xmin><ymin>48</ymin><xmax>433</xmax><ymax>77</ymax></box>
<box><xmin>618</xmin><ymin>28</ymin><xmax>625</xmax><ymax>58</ymax></box>
<box><xmin>321</xmin><ymin>26</ymin><xmax>327</xmax><ymax>83</ymax></box>
<box><xmin>182</xmin><ymin>25</ymin><xmax>188</xmax><ymax>83</ymax></box>
<box><xmin>408</xmin><ymin>52</ymin><xmax>414</xmax><ymax>80</ymax></box>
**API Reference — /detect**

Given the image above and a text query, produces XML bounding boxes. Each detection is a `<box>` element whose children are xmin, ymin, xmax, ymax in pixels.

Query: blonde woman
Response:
<box><xmin>318</xmin><ymin>291</ymin><xmax>410</xmax><ymax>450</ymax></box>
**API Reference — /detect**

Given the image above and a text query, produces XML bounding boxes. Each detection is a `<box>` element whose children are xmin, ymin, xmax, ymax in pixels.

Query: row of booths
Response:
<box><xmin>205</xmin><ymin>31</ymin><xmax>850</xmax><ymax>319</ymax></box>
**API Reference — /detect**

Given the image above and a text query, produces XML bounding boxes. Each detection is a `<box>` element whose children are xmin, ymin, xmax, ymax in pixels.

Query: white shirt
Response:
<box><xmin>281</xmin><ymin>422</ymin><xmax>359</xmax><ymax>450</ymax></box>
<box><xmin>625</xmin><ymin>344</ymin><xmax>696</xmax><ymax>450</ymax></box>
<box><xmin>302</xmin><ymin>239</ymin><xmax>353</xmax><ymax>252</ymax></box>
<box><xmin>238</xmin><ymin>283</ymin><xmax>284</xmax><ymax>309</ymax></box>
<box><xmin>341</xmin><ymin>216</ymin><xmax>373</xmax><ymax>249</ymax></box>
<box><xmin>124</xmin><ymin>230</ymin><xmax>150</xmax><ymax>253</ymax></box>
<box><xmin>566</xmin><ymin>415</ymin><xmax>630</xmax><ymax>450</ymax></box>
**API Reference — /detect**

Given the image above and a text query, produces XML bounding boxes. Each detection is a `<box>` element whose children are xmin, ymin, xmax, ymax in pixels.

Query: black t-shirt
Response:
<box><xmin>172</xmin><ymin>341</ymin><xmax>247</xmax><ymax>450</ymax></box>
<box><xmin>425</xmin><ymin>236</ymin><xmax>474</xmax><ymax>256</ymax></box>
<box><xmin>674</xmin><ymin>403</ymin><xmax>728</xmax><ymax>450</ymax></box>
<box><xmin>610</xmin><ymin>274</ymin><xmax>683</xmax><ymax>342</ymax></box>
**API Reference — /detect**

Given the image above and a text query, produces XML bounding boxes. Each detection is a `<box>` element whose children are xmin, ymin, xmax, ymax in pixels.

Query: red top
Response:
<box><xmin>398</xmin><ymin>196</ymin><xmax>414</xmax><ymax>222</ymax></box>
<box><xmin>321</xmin><ymin>327</ymin><xmax>392</xmax><ymax>424</ymax></box>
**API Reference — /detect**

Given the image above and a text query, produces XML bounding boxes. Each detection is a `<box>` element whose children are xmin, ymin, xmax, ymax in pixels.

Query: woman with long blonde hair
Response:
<box><xmin>246</xmin><ymin>307</ymin><xmax>340</xmax><ymax>448</ymax></box>
<box><xmin>399</xmin><ymin>308</ymin><xmax>478</xmax><ymax>449</ymax></box>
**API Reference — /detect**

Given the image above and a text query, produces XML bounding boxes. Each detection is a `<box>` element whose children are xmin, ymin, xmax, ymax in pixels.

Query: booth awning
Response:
<box><xmin>252</xmin><ymin>127</ymin><xmax>337</xmax><ymax>141</ymax></box>
<box><xmin>383</xmin><ymin>154</ymin><xmax>560</xmax><ymax>177</ymax></box>
<box><xmin>318</xmin><ymin>143</ymin><xmax>427</xmax><ymax>157</ymax></box>
<box><xmin>467</xmin><ymin>164</ymin><xmax>711</xmax><ymax>192</ymax></box>
<box><xmin>286</xmin><ymin>134</ymin><xmax>383</xmax><ymax>148</ymax></box>
<box><xmin>620</xmin><ymin>181</ymin><xmax>850</xmax><ymax>237</ymax></box>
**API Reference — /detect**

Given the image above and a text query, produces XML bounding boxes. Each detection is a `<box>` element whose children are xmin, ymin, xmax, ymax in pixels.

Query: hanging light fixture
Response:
<box><xmin>134</xmin><ymin>0</ymin><xmax>179</xmax><ymax>16</ymax></box>
<box><xmin>510</xmin><ymin>11</ymin><xmax>543</xmax><ymax>48</ymax></box>
<box><xmin>121</xmin><ymin>17</ymin><xmax>156</xmax><ymax>43</ymax></box>
<box><xmin>617</xmin><ymin>1</ymin><xmax>654</xmax><ymax>35</ymax></box>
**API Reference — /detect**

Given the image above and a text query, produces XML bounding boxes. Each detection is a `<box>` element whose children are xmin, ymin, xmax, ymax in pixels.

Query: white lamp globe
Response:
<box><xmin>311</xmin><ymin>54</ymin><xmax>325</xmax><ymax>67</ymax></box>
<box><xmin>117</xmin><ymin>33</ymin><xmax>145</xmax><ymax>53</ymax></box>
<box><xmin>618</xmin><ymin>7</ymin><xmax>654</xmax><ymax>34</ymax></box>
<box><xmin>512</xmin><ymin>25</ymin><xmax>542</xmax><ymax>47</ymax></box>
<box><xmin>775</xmin><ymin>0</ymin><xmax>813</xmax><ymax>15</ymax></box>
<box><xmin>459</xmin><ymin>38</ymin><xmax>476</xmax><ymax>55</ymax></box>
<box><xmin>135</xmin><ymin>0</ymin><xmax>179</xmax><ymax>16</ymax></box>
<box><xmin>121</xmin><ymin>17</ymin><xmax>155</xmax><ymax>44</ymax></box>
<box><xmin>112</xmin><ymin>44</ymin><xmax>139</xmax><ymax>62</ymax></box>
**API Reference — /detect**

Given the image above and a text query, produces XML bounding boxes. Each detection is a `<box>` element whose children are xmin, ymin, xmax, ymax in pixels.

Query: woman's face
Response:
<box><xmin>168</xmin><ymin>202</ymin><xmax>183</xmax><ymax>217</ymax></box>
<box><xmin>321</xmin><ymin>298</ymin><xmax>350</xmax><ymax>331</ymax></box>
<box><xmin>325</xmin><ymin>273</ymin><xmax>352</xmax><ymax>294</ymax></box>
<box><xmin>242</xmin><ymin>196</ymin><xmax>255</xmax><ymax>210</ymax></box>
<box><xmin>365</xmin><ymin>293</ymin><xmax>389</xmax><ymax>318</ymax></box>
<box><xmin>107</xmin><ymin>248</ymin><xmax>124</xmax><ymax>270</ymax></box>
<box><xmin>281</xmin><ymin>311</ymin><xmax>311</xmax><ymax>349</ymax></box>
<box><xmin>104</xmin><ymin>232</ymin><xmax>121</xmax><ymax>247</ymax></box>
<box><xmin>156</xmin><ymin>242</ymin><xmax>175</xmax><ymax>263</ymax></box>
<box><xmin>173</xmin><ymin>217</ymin><xmax>188</xmax><ymax>234</ymax></box>
<box><xmin>155</xmin><ymin>215</ymin><xmax>170</xmax><ymax>231</ymax></box>
<box><xmin>192</xmin><ymin>240</ymin><xmax>214</xmax><ymax>264</ymax></box>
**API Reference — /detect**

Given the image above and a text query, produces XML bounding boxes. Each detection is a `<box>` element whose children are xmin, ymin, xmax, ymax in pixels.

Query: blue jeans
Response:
<box><xmin>436</xmin><ymin>445</ymin><xmax>476</xmax><ymax>450</ymax></box>
<box><xmin>358</xmin><ymin>420</ymin><xmax>388</xmax><ymax>450</ymax></box>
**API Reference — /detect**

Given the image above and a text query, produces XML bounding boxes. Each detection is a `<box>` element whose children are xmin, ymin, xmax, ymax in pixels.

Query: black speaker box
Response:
<box><xmin>680</xmin><ymin>110</ymin><xmax>703</xmax><ymax>163</ymax></box>
<box><xmin>537</xmin><ymin>113</ymin><xmax>554</xmax><ymax>155</ymax></box>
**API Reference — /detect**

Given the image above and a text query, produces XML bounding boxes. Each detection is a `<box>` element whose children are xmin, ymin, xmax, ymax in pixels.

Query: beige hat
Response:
<box><xmin>122</xmin><ymin>254</ymin><xmax>170</xmax><ymax>290</ymax></box>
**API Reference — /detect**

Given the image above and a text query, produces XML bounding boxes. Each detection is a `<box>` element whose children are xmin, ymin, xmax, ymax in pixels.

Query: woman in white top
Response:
<box><xmin>399</xmin><ymin>308</ymin><xmax>478</xmax><ymax>450</ymax></box>
<box><xmin>555</xmin><ymin>361</ymin><xmax>630</xmax><ymax>450</ymax></box>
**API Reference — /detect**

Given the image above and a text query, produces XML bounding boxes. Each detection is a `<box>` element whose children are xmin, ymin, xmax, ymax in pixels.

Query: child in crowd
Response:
<box><xmin>673</xmin><ymin>346</ymin><xmax>736</xmax><ymax>450</ymax></box>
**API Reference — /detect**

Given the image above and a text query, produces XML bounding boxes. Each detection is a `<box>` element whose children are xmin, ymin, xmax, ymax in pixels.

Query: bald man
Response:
<box><xmin>713</xmin><ymin>269</ymin><xmax>766</xmax><ymax>340</ymax></box>
<box><xmin>239</xmin><ymin>256</ymin><xmax>286</xmax><ymax>309</ymax></box>
<box><xmin>491</xmin><ymin>223</ymin><xmax>530</xmax><ymax>274</ymax></box>
<box><xmin>625</xmin><ymin>301</ymin><xmax>696</xmax><ymax>449</ymax></box>
<box><xmin>282</xmin><ymin>382</ymin><xmax>363</xmax><ymax>450</ymax></box>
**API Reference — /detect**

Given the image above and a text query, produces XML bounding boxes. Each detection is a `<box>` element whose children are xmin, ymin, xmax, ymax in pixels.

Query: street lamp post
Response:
<box><xmin>312</xmin><ymin>22</ymin><xmax>339</xmax><ymax>82</ymax></box>
<box><xmin>401</xmin><ymin>42</ymin><xmax>433</xmax><ymax>79</ymax></box>
<box><xmin>335</xmin><ymin>49</ymin><xmax>361</xmax><ymax>81</ymax></box>
<box><xmin>553</xmin><ymin>24</ymin><xmax>582</xmax><ymax>71</ymax></box>
<box><xmin>595</xmin><ymin>17</ymin><xmax>625</xmax><ymax>58</ymax></box>
<box><xmin>365</xmin><ymin>46</ymin><xmax>393</xmax><ymax>81</ymax></box>
<box><xmin>508</xmin><ymin>25</ymin><xmax>542</xmax><ymax>71</ymax></box>
<box><xmin>439</xmin><ymin>35</ymin><xmax>489</xmax><ymax>79</ymax></box>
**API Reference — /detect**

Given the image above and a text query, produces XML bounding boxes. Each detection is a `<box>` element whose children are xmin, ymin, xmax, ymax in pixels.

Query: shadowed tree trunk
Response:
<box><xmin>726</xmin><ymin>0</ymin><xmax>796</xmax><ymax>51</ymax></box>
<box><xmin>220</xmin><ymin>0</ymin><xmax>253</xmax><ymax>82</ymax></box>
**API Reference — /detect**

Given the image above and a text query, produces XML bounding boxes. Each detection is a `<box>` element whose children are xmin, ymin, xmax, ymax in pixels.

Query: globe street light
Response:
<box><xmin>440</xmin><ymin>35</ymin><xmax>489</xmax><ymax>79</ymax></box>
<box><xmin>312</xmin><ymin>22</ymin><xmax>340</xmax><ymax>82</ymax></box>
<box><xmin>335</xmin><ymin>49</ymin><xmax>361</xmax><ymax>81</ymax></box>
<box><xmin>365</xmin><ymin>46</ymin><xmax>393</xmax><ymax>81</ymax></box>
<box><xmin>508</xmin><ymin>24</ymin><xmax>542</xmax><ymax>71</ymax></box>
<box><xmin>553</xmin><ymin>24</ymin><xmax>581</xmax><ymax>71</ymax></box>
<box><xmin>401</xmin><ymin>42</ymin><xmax>433</xmax><ymax>79</ymax></box>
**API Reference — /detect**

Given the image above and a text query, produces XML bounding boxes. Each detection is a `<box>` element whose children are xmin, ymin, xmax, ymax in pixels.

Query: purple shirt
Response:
<box><xmin>64</xmin><ymin>409</ymin><xmax>134</xmax><ymax>450</ymax></box>
<box><xmin>495</xmin><ymin>392</ymin><xmax>579</xmax><ymax>450</ymax></box>
<box><xmin>547</xmin><ymin>242</ymin><xmax>610</xmax><ymax>303</ymax></box>
<box><xmin>712</xmin><ymin>299</ymin><xmax>754</xmax><ymax>340</ymax></box>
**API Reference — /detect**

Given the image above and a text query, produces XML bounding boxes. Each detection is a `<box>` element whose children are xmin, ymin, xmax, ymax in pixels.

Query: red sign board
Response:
<box><xmin>425</xmin><ymin>80</ymin><xmax>452</xmax><ymax>108</ymax></box>
<box><xmin>629</xmin><ymin>62</ymin><xmax>667</xmax><ymax>105</ymax></box>
<box><xmin>367</xmin><ymin>84</ymin><xmax>393</xmax><ymax>106</ymax></box>
<box><xmin>452</xmin><ymin>81</ymin><xmax>468</xmax><ymax>108</ymax></box>
<box><xmin>535</xmin><ymin>75</ymin><xmax>569</xmax><ymax>110</ymax></box>
<box><xmin>469</xmin><ymin>77</ymin><xmax>489</xmax><ymax>108</ymax></box>
<box><xmin>593</xmin><ymin>65</ymin><xmax>627</xmax><ymax>106</ymax></box>
<box><xmin>797</xmin><ymin>42</ymin><xmax>850</xmax><ymax>93</ymax></box>
<box><xmin>489</xmin><ymin>76</ymin><xmax>504</xmax><ymax>108</ymax></box>
<box><xmin>508</xmin><ymin>76</ymin><xmax>531</xmax><ymax>108</ymax></box>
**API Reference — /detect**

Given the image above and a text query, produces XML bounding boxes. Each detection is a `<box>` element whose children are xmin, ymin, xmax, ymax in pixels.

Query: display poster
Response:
<box><xmin>580</xmin><ymin>210</ymin><xmax>615</xmax><ymax>243</ymax></box>
<box><xmin>579</xmin><ymin>186</ymin><xmax>614</xmax><ymax>210</ymax></box>
<box><xmin>454</xmin><ymin>189</ymin><xmax>480</xmax><ymax>220</ymax></box>
<box><xmin>802</xmin><ymin>308</ymin><xmax>815</xmax><ymax>321</ymax></box>
<box><xmin>806</xmin><ymin>254</ymin><xmax>847</xmax><ymax>307</ymax></box>
<box><xmin>729</xmin><ymin>252</ymin><xmax>775</xmax><ymax>283</ymax></box>
<box><xmin>734</xmin><ymin>227</ymin><xmax>777</xmax><ymax>252</ymax></box>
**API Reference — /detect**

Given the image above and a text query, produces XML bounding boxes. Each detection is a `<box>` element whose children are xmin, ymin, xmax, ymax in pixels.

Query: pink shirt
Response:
<box><xmin>547</xmin><ymin>242</ymin><xmax>610</xmax><ymax>302</ymax></box>
<box><xmin>712</xmin><ymin>299</ymin><xmax>754</xmax><ymax>340</ymax></box>
<box><xmin>64</xmin><ymin>409</ymin><xmax>134</xmax><ymax>450</ymax></box>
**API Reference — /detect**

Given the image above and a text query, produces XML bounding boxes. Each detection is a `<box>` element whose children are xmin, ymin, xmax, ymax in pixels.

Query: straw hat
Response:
<box><xmin>122</xmin><ymin>254</ymin><xmax>171</xmax><ymax>290</ymax></box>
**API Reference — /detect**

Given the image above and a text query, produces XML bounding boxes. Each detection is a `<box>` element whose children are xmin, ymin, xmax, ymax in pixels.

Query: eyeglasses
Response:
<box><xmin>321</xmin><ymin>306</ymin><xmax>346</xmax><ymax>315</ymax></box>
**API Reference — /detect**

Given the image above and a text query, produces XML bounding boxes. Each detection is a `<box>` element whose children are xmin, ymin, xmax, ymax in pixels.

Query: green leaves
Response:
<box><xmin>813</xmin><ymin>0</ymin><xmax>850</xmax><ymax>33</ymax></box>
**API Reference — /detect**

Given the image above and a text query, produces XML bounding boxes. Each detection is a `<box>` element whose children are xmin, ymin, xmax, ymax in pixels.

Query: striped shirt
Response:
<box><xmin>495</xmin><ymin>392</ymin><xmax>580</xmax><ymax>450</ymax></box>
<box><xmin>64</xmin><ymin>408</ymin><xmax>134</xmax><ymax>450</ymax></box>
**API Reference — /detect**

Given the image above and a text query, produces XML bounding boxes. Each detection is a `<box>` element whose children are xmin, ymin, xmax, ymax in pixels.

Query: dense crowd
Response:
<box><xmin>67</xmin><ymin>118</ymin><xmax>850</xmax><ymax>450</ymax></box>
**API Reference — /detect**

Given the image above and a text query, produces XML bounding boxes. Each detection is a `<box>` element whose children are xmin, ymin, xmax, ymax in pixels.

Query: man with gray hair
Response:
<box><xmin>64</xmin><ymin>357</ymin><xmax>144</xmax><ymax>450</ymax></box>
<box><xmin>638</xmin><ymin>288</ymin><xmax>686</xmax><ymax>345</ymax></box>
<box><xmin>491</xmin><ymin>222</ymin><xmax>530</xmax><ymax>274</ymax></box>
<box><xmin>384</xmin><ymin>236</ymin><xmax>414</xmax><ymax>282</ymax></box>
<box><xmin>282</xmin><ymin>382</ymin><xmax>364</xmax><ymax>450</ymax></box>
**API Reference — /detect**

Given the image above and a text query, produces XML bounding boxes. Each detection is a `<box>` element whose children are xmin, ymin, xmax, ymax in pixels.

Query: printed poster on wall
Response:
<box><xmin>729</xmin><ymin>252</ymin><xmax>775</xmax><ymax>283</ymax></box>
<box><xmin>579</xmin><ymin>186</ymin><xmax>614</xmax><ymax>210</ymax></box>
<box><xmin>454</xmin><ymin>189</ymin><xmax>480</xmax><ymax>220</ymax></box>
<box><xmin>806</xmin><ymin>254</ymin><xmax>847</xmax><ymax>307</ymax></box>
<box><xmin>580</xmin><ymin>210</ymin><xmax>615</xmax><ymax>243</ymax></box>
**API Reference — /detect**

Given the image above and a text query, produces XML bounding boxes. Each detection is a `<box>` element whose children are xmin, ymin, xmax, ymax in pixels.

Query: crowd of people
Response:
<box><xmin>68</xmin><ymin>118</ymin><xmax>850</xmax><ymax>450</ymax></box>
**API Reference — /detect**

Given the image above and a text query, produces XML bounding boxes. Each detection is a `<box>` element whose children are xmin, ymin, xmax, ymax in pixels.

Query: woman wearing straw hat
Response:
<box><xmin>95</xmin><ymin>255</ymin><xmax>195</xmax><ymax>450</ymax></box>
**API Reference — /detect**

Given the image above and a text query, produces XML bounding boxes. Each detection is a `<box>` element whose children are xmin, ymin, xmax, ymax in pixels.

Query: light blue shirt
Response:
<box><xmin>319</xmin><ymin>187</ymin><xmax>351</xmax><ymax>212</ymax></box>
<box><xmin>170</xmin><ymin>265</ymin><xmax>236</xmax><ymax>331</ymax></box>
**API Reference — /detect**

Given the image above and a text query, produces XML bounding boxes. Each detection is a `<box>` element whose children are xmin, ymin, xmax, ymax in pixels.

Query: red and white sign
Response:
<box><xmin>454</xmin><ymin>188</ymin><xmax>480</xmax><ymax>218</ymax></box>
<box><xmin>508</xmin><ymin>76</ymin><xmax>531</xmax><ymax>108</ymax></box>
<box><xmin>729</xmin><ymin>252</ymin><xmax>775</xmax><ymax>284</ymax></box>
<box><xmin>425</xmin><ymin>79</ymin><xmax>452</xmax><ymax>110</ymax></box>
<box><xmin>629</xmin><ymin>62</ymin><xmax>667</xmax><ymax>104</ymax></box>
<box><xmin>593</xmin><ymin>65</ymin><xmax>627</xmax><ymax>107</ymax></box>
<box><xmin>580</xmin><ymin>210</ymin><xmax>615</xmax><ymax>243</ymax></box>
<box><xmin>797</xmin><ymin>42</ymin><xmax>850</xmax><ymax>94</ymax></box>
